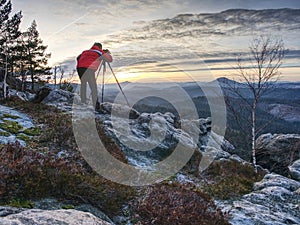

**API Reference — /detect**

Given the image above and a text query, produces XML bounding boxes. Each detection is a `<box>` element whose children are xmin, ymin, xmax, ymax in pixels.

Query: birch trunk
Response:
<box><xmin>252</xmin><ymin>107</ymin><xmax>257</xmax><ymax>173</ymax></box>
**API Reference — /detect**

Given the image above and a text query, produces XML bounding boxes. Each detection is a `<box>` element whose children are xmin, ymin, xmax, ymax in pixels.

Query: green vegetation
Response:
<box><xmin>22</xmin><ymin>127</ymin><xmax>41</xmax><ymax>136</ymax></box>
<box><xmin>1</xmin><ymin>114</ymin><xmax>20</xmax><ymax>120</ymax></box>
<box><xmin>131</xmin><ymin>184</ymin><xmax>230</xmax><ymax>225</ymax></box>
<box><xmin>62</xmin><ymin>205</ymin><xmax>75</xmax><ymax>209</ymax></box>
<box><xmin>0</xmin><ymin>120</ymin><xmax>23</xmax><ymax>134</ymax></box>
<box><xmin>203</xmin><ymin>160</ymin><xmax>266</xmax><ymax>200</ymax></box>
<box><xmin>0</xmin><ymin>111</ymin><xmax>41</xmax><ymax>143</ymax></box>
<box><xmin>16</xmin><ymin>134</ymin><xmax>31</xmax><ymax>142</ymax></box>
<box><xmin>0</xmin><ymin>130</ymin><xmax>10</xmax><ymax>137</ymax></box>
<box><xmin>5</xmin><ymin>199</ymin><xmax>34</xmax><ymax>209</ymax></box>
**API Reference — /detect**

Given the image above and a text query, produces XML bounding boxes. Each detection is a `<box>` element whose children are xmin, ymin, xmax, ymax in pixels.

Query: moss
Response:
<box><xmin>5</xmin><ymin>199</ymin><xmax>34</xmax><ymax>209</ymax></box>
<box><xmin>0</xmin><ymin>120</ymin><xmax>23</xmax><ymax>134</ymax></box>
<box><xmin>203</xmin><ymin>160</ymin><xmax>266</xmax><ymax>200</ymax></box>
<box><xmin>62</xmin><ymin>204</ymin><xmax>75</xmax><ymax>209</ymax></box>
<box><xmin>16</xmin><ymin>134</ymin><xmax>31</xmax><ymax>142</ymax></box>
<box><xmin>0</xmin><ymin>130</ymin><xmax>10</xmax><ymax>137</ymax></box>
<box><xmin>22</xmin><ymin>127</ymin><xmax>41</xmax><ymax>136</ymax></box>
<box><xmin>2</xmin><ymin>113</ymin><xmax>20</xmax><ymax>120</ymax></box>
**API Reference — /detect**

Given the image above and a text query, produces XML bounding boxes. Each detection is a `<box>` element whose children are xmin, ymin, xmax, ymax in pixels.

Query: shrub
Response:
<box><xmin>131</xmin><ymin>184</ymin><xmax>230</xmax><ymax>225</ymax></box>
<box><xmin>203</xmin><ymin>160</ymin><xmax>266</xmax><ymax>200</ymax></box>
<box><xmin>0</xmin><ymin>143</ymin><xmax>135</xmax><ymax>216</ymax></box>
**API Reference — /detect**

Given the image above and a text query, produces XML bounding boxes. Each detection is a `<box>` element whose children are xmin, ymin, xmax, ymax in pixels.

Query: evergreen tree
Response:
<box><xmin>22</xmin><ymin>20</ymin><xmax>51</xmax><ymax>90</ymax></box>
<box><xmin>0</xmin><ymin>0</ymin><xmax>22</xmax><ymax>96</ymax></box>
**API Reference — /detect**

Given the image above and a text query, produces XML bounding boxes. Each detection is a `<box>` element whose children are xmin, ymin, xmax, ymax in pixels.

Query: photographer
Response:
<box><xmin>76</xmin><ymin>42</ymin><xmax>112</xmax><ymax>109</ymax></box>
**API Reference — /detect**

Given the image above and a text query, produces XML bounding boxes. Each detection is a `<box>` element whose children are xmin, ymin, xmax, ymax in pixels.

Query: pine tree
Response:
<box><xmin>0</xmin><ymin>0</ymin><xmax>22</xmax><ymax>97</ymax></box>
<box><xmin>22</xmin><ymin>20</ymin><xmax>51</xmax><ymax>90</ymax></box>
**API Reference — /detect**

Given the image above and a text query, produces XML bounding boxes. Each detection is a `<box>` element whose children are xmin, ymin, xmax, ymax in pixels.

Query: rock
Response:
<box><xmin>42</xmin><ymin>89</ymin><xmax>74</xmax><ymax>104</ymax></box>
<box><xmin>95</xmin><ymin>103</ymin><xmax>233</xmax><ymax>169</ymax></box>
<box><xmin>289</xmin><ymin>159</ymin><xmax>300</xmax><ymax>181</ymax></box>
<box><xmin>31</xmin><ymin>86</ymin><xmax>51</xmax><ymax>103</ymax></box>
<box><xmin>103</xmin><ymin>111</ymin><xmax>197</xmax><ymax>167</ymax></box>
<box><xmin>256</xmin><ymin>133</ymin><xmax>300</xmax><ymax>176</ymax></box>
<box><xmin>253</xmin><ymin>173</ymin><xmax>300</xmax><ymax>192</ymax></box>
<box><xmin>0</xmin><ymin>207</ymin><xmax>112</xmax><ymax>225</ymax></box>
<box><xmin>33</xmin><ymin>199</ymin><xmax>114</xmax><ymax>224</ymax></box>
<box><xmin>217</xmin><ymin>173</ymin><xmax>300</xmax><ymax>225</ymax></box>
<box><xmin>8</xmin><ymin>90</ymin><xmax>36</xmax><ymax>102</ymax></box>
<box><xmin>98</xmin><ymin>102</ymin><xmax>140</xmax><ymax>119</ymax></box>
<box><xmin>0</xmin><ymin>207</ymin><xmax>23</xmax><ymax>217</ymax></box>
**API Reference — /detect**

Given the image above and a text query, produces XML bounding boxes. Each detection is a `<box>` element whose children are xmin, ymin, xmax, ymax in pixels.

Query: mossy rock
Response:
<box><xmin>62</xmin><ymin>204</ymin><xmax>75</xmax><ymax>209</ymax></box>
<box><xmin>1</xmin><ymin>113</ymin><xmax>20</xmax><ymax>120</ymax></box>
<box><xmin>0</xmin><ymin>130</ymin><xmax>10</xmax><ymax>137</ymax></box>
<box><xmin>22</xmin><ymin>127</ymin><xmax>41</xmax><ymax>136</ymax></box>
<box><xmin>5</xmin><ymin>199</ymin><xmax>35</xmax><ymax>209</ymax></box>
<box><xmin>16</xmin><ymin>134</ymin><xmax>31</xmax><ymax>142</ymax></box>
<box><xmin>203</xmin><ymin>160</ymin><xmax>266</xmax><ymax>200</ymax></box>
<box><xmin>0</xmin><ymin>120</ymin><xmax>23</xmax><ymax>134</ymax></box>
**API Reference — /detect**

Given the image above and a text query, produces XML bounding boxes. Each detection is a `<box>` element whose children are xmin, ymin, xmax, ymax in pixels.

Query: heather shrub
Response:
<box><xmin>0</xmin><ymin>143</ymin><xmax>135</xmax><ymax>216</ymax></box>
<box><xmin>131</xmin><ymin>184</ymin><xmax>230</xmax><ymax>225</ymax></box>
<box><xmin>203</xmin><ymin>160</ymin><xmax>266</xmax><ymax>200</ymax></box>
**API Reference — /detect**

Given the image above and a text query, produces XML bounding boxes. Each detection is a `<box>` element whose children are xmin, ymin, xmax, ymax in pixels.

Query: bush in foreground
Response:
<box><xmin>0</xmin><ymin>143</ymin><xmax>135</xmax><ymax>216</ymax></box>
<box><xmin>131</xmin><ymin>184</ymin><xmax>230</xmax><ymax>225</ymax></box>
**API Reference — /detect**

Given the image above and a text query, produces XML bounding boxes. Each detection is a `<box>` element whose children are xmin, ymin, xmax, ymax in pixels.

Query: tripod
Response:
<box><xmin>95</xmin><ymin>60</ymin><xmax>130</xmax><ymax>106</ymax></box>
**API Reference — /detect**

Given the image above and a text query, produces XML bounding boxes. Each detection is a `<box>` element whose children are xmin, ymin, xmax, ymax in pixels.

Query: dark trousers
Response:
<box><xmin>77</xmin><ymin>68</ymin><xmax>98</xmax><ymax>106</ymax></box>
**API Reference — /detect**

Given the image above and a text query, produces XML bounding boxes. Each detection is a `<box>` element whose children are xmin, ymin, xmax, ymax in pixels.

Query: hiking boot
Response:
<box><xmin>95</xmin><ymin>101</ymin><xmax>101</xmax><ymax>112</ymax></box>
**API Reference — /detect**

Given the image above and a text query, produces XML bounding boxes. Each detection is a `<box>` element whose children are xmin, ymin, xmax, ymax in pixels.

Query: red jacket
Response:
<box><xmin>76</xmin><ymin>45</ymin><xmax>113</xmax><ymax>71</ymax></box>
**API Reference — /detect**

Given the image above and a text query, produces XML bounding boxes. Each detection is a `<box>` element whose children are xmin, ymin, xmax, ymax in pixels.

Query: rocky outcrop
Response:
<box><xmin>256</xmin><ymin>133</ymin><xmax>300</xmax><ymax>176</ymax></box>
<box><xmin>218</xmin><ymin>173</ymin><xmax>300</xmax><ymax>225</ymax></box>
<box><xmin>0</xmin><ymin>207</ymin><xmax>112</xmax><ymax>225</ymax></box>
<box><xmin>42</xmin><ymin>89</ymin><xmax>74</xmax><ymax>105</ymax></box>
<box><xmin>98</xmin><ymin>102</ymin><xmax>229</xmax><ymax>169</ymax></box>
<box><xmin>31</xmin><ymin>86</ymin><xmax>51</xmax><ymax>103</ymax></box>
<box><xmin>289</xmin><ymin>159</ymin><xmax>300</xmax><ymax>181</ymax></box>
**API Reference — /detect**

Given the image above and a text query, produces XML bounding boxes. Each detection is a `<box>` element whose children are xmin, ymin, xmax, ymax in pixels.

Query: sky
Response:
<box><xmin>11</xmin><ymin>0</ymin><xmax>300</xmax><ymax>82</ymax></box>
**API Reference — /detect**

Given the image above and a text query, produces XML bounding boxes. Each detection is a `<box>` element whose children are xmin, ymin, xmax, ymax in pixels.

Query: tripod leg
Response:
<box><xmin>101</xmin><ymin>62</ymin><xmax>106</xmax><ymax>103</ymax></box>
<box><xmin>107</xmin><ymin>62</ymin><xmax>130</xmax><ymax>107</ymax></box>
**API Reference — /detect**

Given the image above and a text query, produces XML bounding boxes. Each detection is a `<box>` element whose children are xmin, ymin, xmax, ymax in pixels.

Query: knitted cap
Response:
<box><xmin>93</xmin><ymin>42</ymin><xmax>102</xmax><ymax>49</ymax></box>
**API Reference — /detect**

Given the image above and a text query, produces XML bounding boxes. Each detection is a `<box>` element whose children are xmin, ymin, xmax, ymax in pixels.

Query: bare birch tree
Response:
<box><xmin>229</xmin><ymin>35</ymin><xmax>286</xmax><ymax>172</ymax></box>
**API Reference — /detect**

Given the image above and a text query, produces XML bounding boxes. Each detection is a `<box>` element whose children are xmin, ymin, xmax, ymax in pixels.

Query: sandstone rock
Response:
<box><xmin>289</xmin><ymin>159</ymin><xmax>300</xmax><ymax>181</ymax></box>
<box><xmin>31</xmin><ymin>86</ymin><xmax>51</xmax><ymax>103</ymax></box>
<box><xmin>0</xmin><ymin>207</ymin><xmax>23</xmax><ymax>217</ymax></box>
<box><xmin>33</xmin><ymin>199</ymin><xmax>114</xmax><ymax>224</ymax></box>
<box><xmin>98</xmin><ymin>102</ymin><xmax>140</xmax><ymax>119</ymax></box>
<box><xmin>42</xmin><ymin>89</ymin><xmax>74</xmax><ymax>104</ymax></box>
<box><xmin>8</xmin><ymin>90</ymin><xmax>36</xmax><ymax>102</ymax></box>
<box><xmin>218</xmin><ymin>173</ymin><xmax>300</xmax><ymax>225</ymax></box>
<box><xmin>256</xmin><ymin>133</ymin><xmax>300</xmax><ymax>176</ymax></box>
<box><xmin>0</xmin><ymin>207</ymin><xmax>112</xmax><ymax>225</ymax></box>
